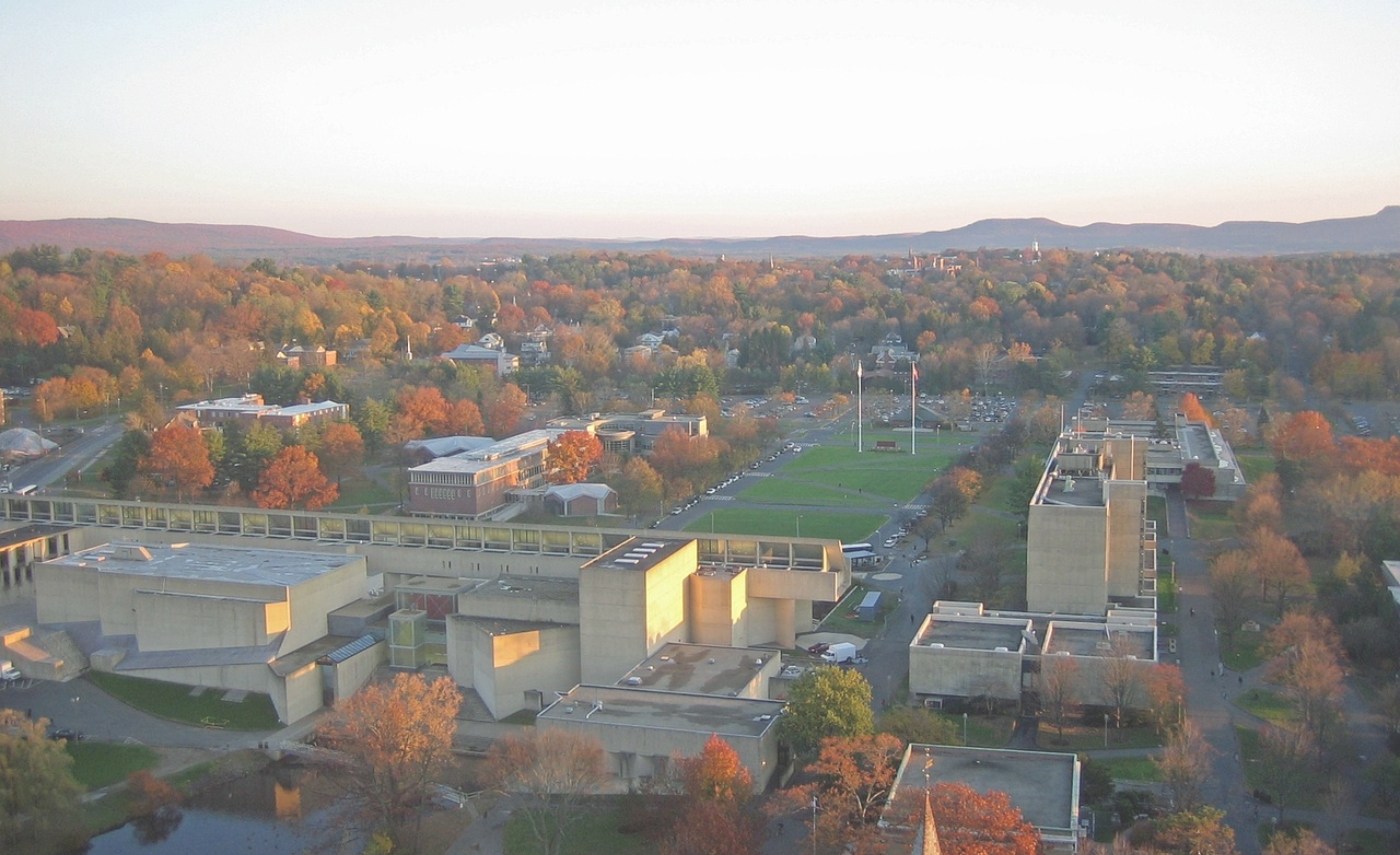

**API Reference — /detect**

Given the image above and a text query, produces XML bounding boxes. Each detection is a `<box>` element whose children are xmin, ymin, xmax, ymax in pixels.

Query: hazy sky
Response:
<box><xmin>3</xmin><ymin>0</ymin><xmax>1398</xmax><ymax>238</ymax></box>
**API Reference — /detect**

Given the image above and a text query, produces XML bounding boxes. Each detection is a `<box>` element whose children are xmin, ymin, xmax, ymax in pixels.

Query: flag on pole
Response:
<box><xmin>857</xmin><ymin>361</ymin><xmax>863</xmax><ymax>379</ymax></box>
<box><xmin>911</xmin><ymin>362</ymin><xmax>918</xmax><ymax>387</ymax></box>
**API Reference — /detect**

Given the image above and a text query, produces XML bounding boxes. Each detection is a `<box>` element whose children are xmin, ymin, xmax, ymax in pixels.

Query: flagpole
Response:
<box><xmin>857</xmin><ymin>360</ymin><xmax>863</xmax><ymax>453</ymax></box>
<box><xmin>911</xmin><ymin>361</ymin><xmax>917</xmax><ymax>456</ymax></box>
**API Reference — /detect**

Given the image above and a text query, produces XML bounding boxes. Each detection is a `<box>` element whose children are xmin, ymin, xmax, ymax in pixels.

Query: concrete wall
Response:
<box><xmin>97</xmin><ymin>572</ymin><xmax>286</xmax><ymax>639</ymax></box>
<box><xmin>456</xmin><ymin>589</ymin><xmax>580</xmax><ymax>625</ymax></box>
<box><xmin>446</xmin><ymin>615</ymin><xmax>476</xmax><ymax>689</ymax></box>
<box><xmin>539</xmin><ymin>716</ymin><xmax>777</xmax><ymax>793</ymax></box>
<box><xmin>688</xmin><ymin>571</ymin><xmax>747</xmax><ymax>648</ymax></box>
<box><xmin>1026</xmin><ymin>504</ymin><xmax>1109</xmax><ymax>614</ymax></box>
<box><xmin>578</xmin><ymin>545</ymin><xmax>692</xmax><ymax>684</ymax></box>
<box><xmin>480</xmin><ymin>625</ymin><xmax>581</xmax><ymax>719</ymax></box>
<box><xmin>330</xmin><ymin>641</ymin><xmax>386</xmax><ymax>702</ymax></box>
<box><xmin>1105</xmin><ymin>479</ymin><xmax>1147</xmax><ymax>598</ymax></box>
<box><xmin>133</xmin><ymin>591</ymin><xmax>285</xmax><ymax>651</ymax></box>
<box><xmin>910</xmin><ymin>645</ymin><xmax>1023</xmax><ymax>701</ymax></box>
<box><xmin>34</xmin><ymin>563</ymin><xmax>99</xmax><ymax>624</ymax></box>
<box><xmin>280</xmin><ymin>662</ymin><xmax>323</xmax><ymax>724</ymax></box>
<box><xmin>282</xmin><ymin>559</ymin><xmax>369</xmax><ymax>653</ymax></box>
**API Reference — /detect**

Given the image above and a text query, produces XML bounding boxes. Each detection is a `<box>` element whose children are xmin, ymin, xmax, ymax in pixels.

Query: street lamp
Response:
<box><xmin>796</xmin><ymin>515</ymin><xmax>803</xmax><ymax>538</ymax></box>
<box><xmin>811</xmin><ymin>796</ymin><xmax>818</xmax><ymax>855</ymax></box>
<box><xmin>1103</xmin><ymin>712</ymin><xmax>1110</xmax><ymax>748</ymax></box>
<box><xmin>963</xmin><ymin>712</ymin><xmax>968</xmax><ymax>746</ymax></box>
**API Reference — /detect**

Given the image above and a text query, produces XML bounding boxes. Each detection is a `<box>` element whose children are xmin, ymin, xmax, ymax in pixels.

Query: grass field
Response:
<box><xmin>685</xmin><ymin>508</ymin><xmax>884</xmax><ymax>543</ymax></box>
<box><xmin>1236</xmin><ymin>451</ymin><xmax>1277</xmax><ymax>483</ymax></box>
<box><xmin>776</xmin><ymin>443</ymin><xmax>954</xmax><ymax>503</ymax></box>
<box><xmin>1187</xmin><ymin>500</ymin><xmax>1236</xmax><ymax>541</ymax></box>
<box><xmin>738</xmin><ymin>478</ymin><xmax>887</xmax><ymax>507</ymax></box>
<box><xmin>1099</xmin><ymin>756</ymin><xmax>1163</xmax><ymax>782</ymax></box>
<box><xmin>1236</xmin><ymin>688</ymin><xmax>1298</xmax><ymax>727</ymax></box>
<box><xmin>817</xmin><ymin>584</ymin><xmax>896</xmax><ymax>637</ymax></box>
<box><xmin>327</xmin><ymin>475</ymin><xmax>398</xmax><ymax>511</ymax></box>
<box><xmin>66</xmin><ymin>741</ymin><xmax>159</xmax><ymax>789</ymax></box>
<box><xmin>504</xmin><ymin>807</ymin><xmax>652</xmax><ymax>855</ymax></box>
<box><xmin>87</xmin><ymin>672</ymin><xmax>280</xmax><ymax>731</ymax></box>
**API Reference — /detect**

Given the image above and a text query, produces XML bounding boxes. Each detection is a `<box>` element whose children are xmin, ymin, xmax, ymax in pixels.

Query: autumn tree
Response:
<box><xmin>805</xmin><ymin>733</ymin><xmax>905</xmax><ymax>827</ymax></box>
<box><xmin>1179</xmin><ymin>461</ymin><xmax>1217</xmax><ymax>499</ymax></box>
<box><xmin>925</xmin><ymin>781</ymin><xmax>1041</xmax><ymax>855</ymax></box>
<box><xmin>1100</xmin><ymin>633</ymin><xmax>1147</xmax><ymax>730</ymax></box>
<box><xmin>778</xmin><ymin>666</ymin><xmax>875</xmax><ymax>757</ymax></box>
<box><xmin>875</xmin><ymin>706</ymin><xmax>958</xmax><ymax>746</ymax></box>
<box><xmin>547</xmin><ymin>430</ymin><xmax>603</xmax><ymax>484</ymax></box>
<box><xmin>1177</xmin><ymin>392</ymin><xmax>1213</xmax><ymax>426</ymax></box>
<box><xmin>126</xmin><ymin>769</ymin><xmax>184</xmax><ymax>845</ymax></box>
<box><xmin>138</xmin><ymin>423</ymin><xmax>213</xmax><ymax>500</ymax></box>
<box><xmin>1210</xmin><ymin>549</ymin><xmax>1256</xmax><ymax>652</ymax></box>
<box><xmin>0</xmin><ymin>710</ymin><xmax>85</xmax><ymax>844</ymax></box>
<box><xmin>483</xmin><ymin>382</ymin><xmax>528</xmax><ymax>437</ymax></box>
<box><xmin>662</xmin><ymin>734</ymin><xmax>765</xmax><ymax>855</ymax></box>
<box><xmin>1150</xmin><ymin>806</ymin><xmax>1238</xmax><ymax>855</ymax></box>
<box><xmin>1255</xmin><ymin>724</ymin><xmax>1319</xmax><ymax>822</ymax></box>
<box><xmin>1121</xmin><ymin>391</ymin><xmax>1157</xmax><ymax>421</ymax></box>
<box><xmin>1039</xmin><ymin>654</ymin><xmax>1080</xmax><ymax>741</ymax></box>
<box><xmin>613</xmin><ymin>456</ymin><xmax>665</xmax><ymax>518</ymax></box>
<box><xmin>1262</xmin><ymin>826</ymin><xmax>1335</xmax><ymax>855</ymax></box>
<box><xmin>1248</xmin><ymin>528</ymin><xmax>1311</xmax><ymax>617</ymax></box>
<box><xmin>1154</xmin><ymin>720</ymin><xmax>1211</xmax><ymax>812</ymax></box>
<box><xmin>1264</xmin><ymin>612</ymin><xmax>1345</xmax><ymax>744</ymax></box>
<box><xmin>252</xmin><ymin>445</ymin><xmax>338</xmax><ymax>509</ymax></box>
<box><xmin>483</xmin><ymin>728</ymin><xmax>608</xmax><ymax>855</ymax></box>
<box><xmin>318</xmin><ymin>673</ymin><xmax>461</xmax><ymax>849</ymax></box>
<box><xmin>1143</xmin><ymin>663</ymin><xmax>1187</xmax><ymax>735</ymax></box>
<box><xmin>310</xmin><ymin>421</ymin><xmax>365</xmax><ymax>487</ymax></box>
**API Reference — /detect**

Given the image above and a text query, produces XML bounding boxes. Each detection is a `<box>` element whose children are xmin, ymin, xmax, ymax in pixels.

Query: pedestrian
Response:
<box><xmin>778</xmin><ymin>821</ymin><xmax>785</xmax><ymax>834</ymax></box>
<box><xmin>1238</xmin><ymin>675</ymin><xmax>1243</xmax><ymax>686</ymax></box>
<box><xmin>910</xmin><ymin>614</ymin><xmax>915</xmax><ymax>624</ymax></box>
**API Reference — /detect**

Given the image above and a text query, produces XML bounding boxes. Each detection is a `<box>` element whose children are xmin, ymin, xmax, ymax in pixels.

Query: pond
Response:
<box><xmin>80</xmin><ymin>761</ymin><xmax>365</xmax><ymax>854</ymax></box>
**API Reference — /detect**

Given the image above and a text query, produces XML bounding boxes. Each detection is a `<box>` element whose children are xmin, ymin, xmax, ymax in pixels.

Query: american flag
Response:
<box><xmin>911</xmin><ymin>362</ymin><xmax>919</xmax><ymax>386</ymax></box>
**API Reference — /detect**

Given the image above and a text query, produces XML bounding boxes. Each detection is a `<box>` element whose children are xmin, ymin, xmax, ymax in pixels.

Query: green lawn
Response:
<box><xmin>1236</xmin><ymin>451</ymin><xmax>1277</xmax><ymax>483</ymax></box>
<box><xmin>779</xmin><ymin>442</ymin><xmax>954</xmax><ymax>503</ymax></box>
<box><xmin>1099</xmin><ymin>756</ymin><xmax>1163</xmax><ymax>782</ymax></box>
<box><xmin>86</xmin><ymin>672</ymin><xmax>280</xmax><ymax>731</ymax></box>
<box><xmin>1236</xmin><ymin>688</ymin><xmax>1298</xmax><ymax>727</ymax></box>
<box><xmin>504</xmin><ymin>807</ymin><xmax>653</xmax><ymax>855</ymax></box>
<box><xmin>1147</xmin><ymin>495</ymin><xmax>1169</xmax><ymax>538</ymax></box>
<box><xmin>1222</xmin><ymin>630</ymin><xmax>1268</xmax><ymax>671</ymax></box>
<box><xmin>66</xmin><ymin>741</ymin><xmax>159</xmax><ymax>789</ymax></box>
<box><xmin>1187</xmin><ymin>500</ymin><xmax>1236</xmax><ymax>541</ymax></box>
<box><xmin>327</xmin><ymin>475</ymin><xmax>399</xmax><ymax>511</ymax></box>
<box><xmin>1037</xmin><ymin>722</ymin><xmax>1163</xmax><ymax>752</ymax></box>
<box><xmin>739</xmin><ymin>477</ymin><xmax>886</xmax><ymax>508</ymax></box>
<box><xmin>685</xmin><ymin>508</ymin><xmax>885</xmax><ymax>543</ymax></box>
<box><xmin>817</xmin><ymin>585</ymin><xmax>895</xmax><ymax>638</ymax></box>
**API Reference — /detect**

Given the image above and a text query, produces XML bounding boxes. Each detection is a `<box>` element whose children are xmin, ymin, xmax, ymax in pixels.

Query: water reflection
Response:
<box><xmin>81</xmin><ymin>761</ymin><xmax>364</xmax><ymax>855</ymax></box>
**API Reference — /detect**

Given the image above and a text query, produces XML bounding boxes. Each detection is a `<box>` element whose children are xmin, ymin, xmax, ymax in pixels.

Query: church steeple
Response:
<box><xmin>912</xmin><ymin>791</ymin><xmax>942</xmax><ymax>855</ymax></box>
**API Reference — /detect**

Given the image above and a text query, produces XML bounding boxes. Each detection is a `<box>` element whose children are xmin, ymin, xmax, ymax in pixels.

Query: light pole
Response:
<box><xmin>811</xmin><ymin>796</ymin><xmax>818</xmax><ymax>855</ymax></box>
<box><xmin>796</xmin><ymin>514</ymin><xmax>803</xmax><ymax>538</ymax></box>
<box><xmin>962</xmin><ymin>712</ymin><xmax>968</xmax><ymax>746</ymax></box>
<box><xmin>1103</xmin><ymin>712</ymin><xmax>1109</xmax><ymax>747</ymax></box>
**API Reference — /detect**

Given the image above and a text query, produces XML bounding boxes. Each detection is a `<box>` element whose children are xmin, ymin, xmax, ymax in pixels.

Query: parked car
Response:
<box><xmin>48</xmin><ymin>727</ymin><xmax>84</xmax><ymax>742</ymax></box>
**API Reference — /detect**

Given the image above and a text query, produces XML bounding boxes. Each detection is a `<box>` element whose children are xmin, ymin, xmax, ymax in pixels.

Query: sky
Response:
<box><xmin>3</xmin><ymin>0</ymin><xmax>1398</xmax><ymax>239</ymax></box>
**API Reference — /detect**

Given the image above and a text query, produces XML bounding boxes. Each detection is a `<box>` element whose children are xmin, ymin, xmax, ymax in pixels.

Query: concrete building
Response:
<box><xmin>177</xmin><ymin>394</ymin><xmax>349</xmax><ymax>431</ymax></box>
<box><xmin>440</xmin><ymin>343</ymin><xmax>519</xmax><ymax>375</ymax></box>
<box><xmin>883</xmin><ymin>744</ymin><xmax>1081</xmax><ymax>854</ymax></box>
<box><xmin>537</xmin><ymin>683</ymin><xmax>784</xmax><ymax>793</ymax></box>
<box><xmin>548</xmin><ymin>409</ymin><xmax>708</xmax><ymax>454</ymax></box>
<box><xmin>908</xmin><ymin>602</ymin><xmax>1157</xmax><ymax>710</ymax></box>
<box><xmin>543</xmin><ymin>484</ymin><xmax>617</xmax><ymax>517</ymax></box>
<box><xmin>34</xmin><ymin>541</ymin><xmax>377</xmax><ymax>723</ymax></box>
<box><xmin>404</xmin><ymin>429</ymin><xmax>563</xmax><ymax>518</ymax></box>
<box><xmin>1026</xmin><ymin>431</ymin><xmax>1154</xmax><ymax>615</ymax></box>
<box><xmin>1069</xmin><ymin>413</ymin><xmax>1246</xmax><ymax>500</ymax></box>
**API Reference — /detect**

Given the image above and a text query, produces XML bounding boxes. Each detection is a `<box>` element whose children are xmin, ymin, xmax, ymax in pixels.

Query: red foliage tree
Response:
<box><xmin>1179</xmin><ymin>461</ymin><xmax>1217</xmax><ymax>499</ymax></box>
<box><xmin>252</xmin><ymin>446</ymin><xmax>338</xmax><ymax>509</ymax></box>
<box><xmin>1269</xmin><ymin>411</ymin><xmax>1334</xmax><ymax>464</ymax></box>
<box><xmin>927</xmin><ymin>781</ymin><xmax>1041</xmax><ymax>855</ymax></box>
<box><xmin>313</xmin><ymin>421</ymin><xmax>365</xmax><ymax>487</ymax></box>
<box><xmin>138</xmin><ymin>423</ymin><xmax>213</xmax><ymax>501</ymax></box>
<box><xmin>547</xmin><ymin>430</ymin><xmax>604</xmax><ymax>484</ymax></box>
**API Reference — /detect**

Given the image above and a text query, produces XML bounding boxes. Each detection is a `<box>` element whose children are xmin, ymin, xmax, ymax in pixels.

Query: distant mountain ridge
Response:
<box><xmin>2</xmin><ymin>207</ymin><xmax>1398</xmax><ymax>263</ymax></box>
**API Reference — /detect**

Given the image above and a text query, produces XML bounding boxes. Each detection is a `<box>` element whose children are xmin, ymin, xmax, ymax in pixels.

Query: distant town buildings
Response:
<box><xmin>177</xmin><ymin>394</ymin><xmax>349</xmax><ymax>431</ymax></box>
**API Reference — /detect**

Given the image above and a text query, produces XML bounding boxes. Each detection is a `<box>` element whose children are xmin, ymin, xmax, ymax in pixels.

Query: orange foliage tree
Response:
<box><xmin>926</xmin><ymin>781</ymin><xmax>1041</xmax><ymax>855</ymax></box>
<box><xmin>483</xmin><ymin>729</ymin><xmax>608</xmax><ymax>855</ymax></box>
<box><xmin>251</xmin><ymin>446</ymin><xmax>338</xmax><ymax>509</ymax></box>
<box><xmin>484</xmin><ymin>382</ymin><xmax>528</xmax><ymax>437</ymax></box>
<box><xmin>1269</xmin><ymin>411</ymin><xmax>1334</xmax><ymax>465</ymax></box>
<box><xmin>662</xmin><ymin>734</ymin><xmax>765</xmax><ymax>855</ymax></box>
<box><xmin>1177</xmin><ymin>392</ymin><xmax>1213</xmax><ymax>426</ymax></box>
<box><xmin>312</xmin><ymin>421</ymin><xmax>365</xmax><ymax>487</ymax></box>
<box><xmin>138</xmin><ymin>423</ymin><xmax>213</xmax><ymax>501</ymax></box>
<box><xmin>547</xmin><ymin>430</ymin><xmax>603</xmax><ymax>484</ymax></box>
<box><xmin>318</xmin><ymin>673</ymin><xmax>462</xmax><ymax>849</ymax></box>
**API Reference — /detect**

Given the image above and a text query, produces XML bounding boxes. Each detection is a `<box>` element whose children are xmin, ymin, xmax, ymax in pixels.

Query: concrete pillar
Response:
<box><xmin>775</xmin><ymin>598</ymin><xmax>796</xmax><ymax>648</ymax></box>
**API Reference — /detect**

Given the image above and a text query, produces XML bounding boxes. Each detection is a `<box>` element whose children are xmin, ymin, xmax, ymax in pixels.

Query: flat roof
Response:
<box><xmin>586</xmin><ymin>538</ymin><xmax>688</xmax><ymax>573</ymax></box>
<box><xmin>409</xmin><ymin>429</ymin><xmax>564</xmax><ymax>474</ymax></box>
<box><xmin>0</xmin><ymin>523</ymin><xmax>69</xmax><ymax>550</ymax></box>
<box><xmin>539</xmin><ymin>684</ymin><xmax>784</xmax><ymax>738</ymax></box>
<box><xmin>917</xmin><ymin>615</ymin><xmax>1030</xmax><ymax>652</ymax></box>
<box><xmin>621</xmin><ymin>643</ymin><xmax>774</xmax><ymax>695</ymax></box>
<box><xmin>49</xmin><ymin>541</ymin><xmax>361</xmax><ymax>587</ymax></box>
<box><xmin>460</xmin><ymin>575</ymin><xmax>580</xmax><ymax>604</ymax></box>
<box><xmin>1038</xmin><ymin>474</ymin><xmax>1105</xmax><ymax>507</ymax></box>
<box><xmin>1042</xmin><ymin>623</ymin><xmax>1155</xmax><ymax>659</ymax></box>
<box><xmin>889</xmin><ymin>744</ymin><xmax>1078</xmax><ymax>835</ymax></box>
